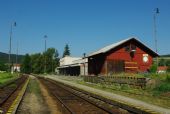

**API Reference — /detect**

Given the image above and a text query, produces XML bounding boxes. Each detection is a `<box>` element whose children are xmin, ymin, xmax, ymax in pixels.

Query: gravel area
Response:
<box><xmin>17</xmin><ymin>75</ymin><xmax>61</xmax><ymax>114</ymax></box>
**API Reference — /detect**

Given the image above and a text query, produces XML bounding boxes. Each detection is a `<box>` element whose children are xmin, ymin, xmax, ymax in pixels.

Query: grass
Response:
<box><xmin>0</xmin><ymin>72</ymin><xmax>19</xmax><ymax>86</ymax></box>
<box><xmin>153</xmin><ymin>74</ymin><xmax>170</xmax><ymax>95</ymax></box>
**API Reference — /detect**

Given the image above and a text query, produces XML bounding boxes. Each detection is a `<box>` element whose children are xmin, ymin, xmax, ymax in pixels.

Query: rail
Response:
<box><xmin>38</xmin><ymin>77</ymin><xmax>123</xmax><ymax>114</ymax></box>
<box><xmin>0</xmin><ymin>75</ymin><xmax>28</xmax><ymax>113</ymax></box>
<box><xmin>38</xmin><ymin>77</ymin><xmax>155</xmax><ymax>114</ymax></box>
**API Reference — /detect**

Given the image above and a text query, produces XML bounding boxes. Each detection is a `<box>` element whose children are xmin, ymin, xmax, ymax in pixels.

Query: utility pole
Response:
<box><xmin>9</xmin><ymin>22</ymin><xmax>16</xmax><ymax>73</ymax></box>
<box><xmin>52</xmin><ymin>59</ymin><xmax>53</xmax><ymax>74</ymax></box>
<box><xmin>16</xmin><ymin>41</ymin><xmax>18</xmax><ymax>65</ymax></box>
<box><xmin>52</xmin><ymin>54</ymin><xmax>54</xmax><ymax>74</ymax></box>
<box><xmin>83</xmin><ymin>53</ymin><xmax>86</xmax><ymax>76</ymax></box>
<box><xmin>15</xmin><ymin>41</ymin><xmax>18</xmax><ymax>72</ymax></box>
<box><xmin>153</xmin><ymin>8</ymin><xmax>159</xmax><ymax>69</ymax></box>
<box><xmin>44</xmin><ymin>35</ymin><xmax>47</xmax><ymax>74</ymax></box>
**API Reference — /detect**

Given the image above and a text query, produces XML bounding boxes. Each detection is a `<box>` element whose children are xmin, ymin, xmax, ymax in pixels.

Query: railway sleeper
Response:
<box><xmin>41</xmin><ymin>78</ymin><xmax>129</xmax><ymax>114</ymax></box>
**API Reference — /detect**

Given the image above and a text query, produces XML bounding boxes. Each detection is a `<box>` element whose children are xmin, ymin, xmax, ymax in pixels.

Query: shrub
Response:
<box><xmin>121</xmin><ymin>84</ymin><xmax>130</xmax><ymax>90</ymax></box>
<box><xmin>150</xmin><ymin>64</ymin><xmax>157</xmax><ymax>73</ymax></box>
<box><xmin>166</xmin><ymin>74</ymin><xmax>170</xmax><ymax>82</ymax></box>
<box><xmin>0</xmin><ymin>62</ymin><xmax>8</xmax><ymax>71</ymax></box>
<box><xmin>159</xmin><ymin>58</ymin><xmax>166</xmax><ymax>66</ymax></box>
<box><xmin>154</xmin><ymin>81</ymin><xmax>170</xmax><ymax>93</ymax></box>
<box><xmin>167</xmin><ymin>66</ymin><xmax>170</xmax><ymax>73</ymax></box>
<box><xmin>166</xmin><ymin>60</ymin><xmax>170</xmax><ymax>66</ymax></box>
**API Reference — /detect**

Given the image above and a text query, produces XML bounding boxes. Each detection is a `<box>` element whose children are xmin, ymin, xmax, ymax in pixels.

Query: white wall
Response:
<box><xmin>80</xmin><ymin>63</ymin><xmax>88</xmax><ymax>75</ymax></box>
<box><xmin>59</xmin><ymin>56</ymin><xmax>81</xmax><ymax>66</ymax></box>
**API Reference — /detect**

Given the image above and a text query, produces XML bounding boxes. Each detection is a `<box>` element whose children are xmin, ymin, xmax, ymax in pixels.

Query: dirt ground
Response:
<box><xmin>17</xmin><ymin>76</ymin><xmax>62</xmax><ymax>114</ymax></box>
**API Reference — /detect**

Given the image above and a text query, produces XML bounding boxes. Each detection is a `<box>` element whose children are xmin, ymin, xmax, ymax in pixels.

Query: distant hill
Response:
<box><xmin>0</xmin><ymin>52</ymin><xmax>24</xmax><ymax>64</ymax></box>
<box><xmin>161</xmin><ymin>54</ymin><xmax>170</xmax><ymax>57</ymax></box>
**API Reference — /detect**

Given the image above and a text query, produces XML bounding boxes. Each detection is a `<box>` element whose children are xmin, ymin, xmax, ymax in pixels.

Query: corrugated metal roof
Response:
<box><xmin>87</xmin><ymin>37</ymin><xmax>159</xmax><ymax>57</ymax></box>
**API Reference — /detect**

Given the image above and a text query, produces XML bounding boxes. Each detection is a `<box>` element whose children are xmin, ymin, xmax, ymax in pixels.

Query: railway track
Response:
<box><xmin>0</xmin><ymin>75</ymin><xmax>29</xmax><ymax>114</ymax></box>
<box><xmin>39</xmin><ymin>77</ymin><xmax>131</xmax><ymax>114</ymax></box>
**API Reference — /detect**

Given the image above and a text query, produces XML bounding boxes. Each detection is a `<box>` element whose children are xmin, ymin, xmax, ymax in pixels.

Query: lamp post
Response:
<box><xmin>9</xmin><ymin>22</ymin><xmax>16</xmax><ymax>73</ymax></box>
<box><xmin>153</xmin><ymin>8</ymin><xmax>159</xmax><ymax>69</ymax></box>
<box><xmin>44</xmin><ymin>35</ymin><xmax>47</xmax><ymax>74</ymax></box>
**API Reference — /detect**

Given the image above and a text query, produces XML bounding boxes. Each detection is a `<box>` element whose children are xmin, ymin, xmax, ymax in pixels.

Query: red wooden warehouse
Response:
<box><xmin>87</xmin><ymin>37</ymin><xmax>159</xmax><ymax>75</ymax></box>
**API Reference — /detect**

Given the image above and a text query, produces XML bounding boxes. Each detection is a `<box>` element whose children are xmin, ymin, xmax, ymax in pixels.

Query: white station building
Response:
<box><xmin>57</xmin><ymin>56</ymin><xmax>88</xmax><ymax>76</ymax></box>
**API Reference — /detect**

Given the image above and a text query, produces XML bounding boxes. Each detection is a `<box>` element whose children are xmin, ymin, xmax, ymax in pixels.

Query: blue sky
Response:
<box><xmin>0</xmin><ymin>0</ymin><xmax>170</xmax><ymax>57</ymax></box>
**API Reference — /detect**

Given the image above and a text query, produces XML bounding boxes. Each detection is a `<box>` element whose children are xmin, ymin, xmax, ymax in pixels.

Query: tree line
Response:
<box><xmin>20</xmin><ymin>44</ymin><xmax>70</xmax><ymax>74</ymax></box>
<box><xmin>0</xmin><ymin>52</ymin><xmax>24</xmax><ymax>72</ymax></box>
<box><xmin>0</xmin><ymin>52</ymin><xmax>24</xmax><ymax>64</ymax></box>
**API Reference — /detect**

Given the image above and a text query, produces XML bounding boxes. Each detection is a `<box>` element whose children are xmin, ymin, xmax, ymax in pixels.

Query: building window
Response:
<box><xmin>124</xmin><ymin>45</ymin><xmax>130</xmax><ymax>52</ymax></box>
<box><xmin>131</xmin><ymin>44</ymin><xmax>136</xmax><ymax>50</ymax></box>
<box><xmin>125</xmin><ymin>44</ymin><xmax>136</xmax><ymax>52</ymax></box>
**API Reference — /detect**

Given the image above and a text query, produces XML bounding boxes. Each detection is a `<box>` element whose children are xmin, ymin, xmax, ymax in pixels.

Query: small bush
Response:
<box><xmin>150</xmin><ymin>64</ymin><xmax>157</xmax><ymax>73</ymax></box>
<box><xmin>154</xmin><ymin>82</ymin><xmax>170</xmax><ymax>92</ymax></box>
<box><xmin>167</xmin><ymin>66</ymin><xmax>170</xmax><ymax>73</ymax></box>
<box><xmin>121</xmin><ymin>84</ymin><xmax>130</xmax><ymax>90</ymax></box>
<box><xmin>166</xmin><ymin>74</ymin><xmax>170</xmax><ymax>82</ymax></box>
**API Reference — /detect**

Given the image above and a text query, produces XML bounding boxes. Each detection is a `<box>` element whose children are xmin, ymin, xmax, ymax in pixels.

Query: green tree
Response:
<box><xmin>166</xmin><ymin>60</ymin><xmax>170</xmax><ymax>66</ymax></box>
<box><xmin>166</xmin><ymin>60</ymin><xmax>170</xmax><ymax>72</ymax></box>
<box><xmin>150</xmin><ymin>63</ymin><xmax>157</xmax><ymax>73</ymax></box>
<box><xmin>21</xmin><ymin>54</ymin><xmax>31</xmax><ymax>74</ymax></box>
<box><xmin>62</xmin><ymin>44</ymin><xmax>70</xmax><ymax>57</ymax></box>
<box><xmin>44</xmin><ymin>48</ymin><xmax>60</xmax><ymax>73</ymax></box>
<box><xmin>30</xmin><ymin>53</ymin><xmax>44</xmax><ymax>74</ymax></box>
<box><xmin>54</xmin><ymin>49</ymin><xmax>60</xmax><ymax>67</ymax></box>
<box><xmin>0</xmin><ymin>61</ymin><xmax>8</xmax><ymax>71</ymax></box>
<box><xmin>20</xmin><ymin>48</ymin><xmax>59</xmax><ymax>74</ymax></box>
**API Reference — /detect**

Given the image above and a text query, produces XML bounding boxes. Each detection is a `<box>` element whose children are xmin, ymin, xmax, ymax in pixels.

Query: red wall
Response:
<box><xmin>106</xmin><ymin>43</ymin><xmax>153</xmax><ymax>72</ymax></box>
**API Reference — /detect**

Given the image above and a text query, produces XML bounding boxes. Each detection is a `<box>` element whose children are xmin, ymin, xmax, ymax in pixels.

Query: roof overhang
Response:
<box><xmin>57</xmin><ymin>63</ymin><xmax>81</xmax><ymax>69</ymax></box>
<box><xmin>86</xmin><ymin>37</ymin><xmax>159</xmax><ymax>58</ymax></box>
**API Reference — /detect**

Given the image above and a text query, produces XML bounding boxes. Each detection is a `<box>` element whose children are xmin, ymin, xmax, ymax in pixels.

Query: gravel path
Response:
<box><xmin>17</xmin><ymin>76</ymin><xmax>50</xmax><ymax>114</ymax></box>
<box><xmin>17</xmin><ymin>76</ymin><xmax>61</xmax><ymax>114</ymax></box>
<box><xmin>46</xmin><ymin>75</ymin><xmax>170</xmax><ymax>114</ymax></box>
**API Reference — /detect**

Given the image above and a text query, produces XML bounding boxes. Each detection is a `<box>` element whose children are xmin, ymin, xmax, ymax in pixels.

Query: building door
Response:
<box><xmin>107</xmin><ymin>60</ymin><xmax>124</xmax><ymax>75</ymax></box>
